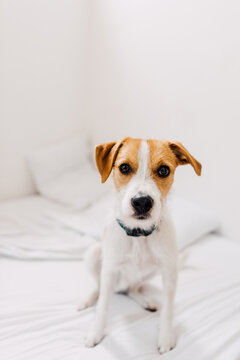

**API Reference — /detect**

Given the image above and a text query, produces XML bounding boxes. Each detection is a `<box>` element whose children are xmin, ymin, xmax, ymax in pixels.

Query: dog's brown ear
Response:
<box><xmin>95</xmin><ymin>141</ymin><xmax>123</xmax><ymax>183</ymax></box>
<box><xmin>169</xmin><ymin>141</ymin><xmax>202</xmax><ymax>176</ymax></box>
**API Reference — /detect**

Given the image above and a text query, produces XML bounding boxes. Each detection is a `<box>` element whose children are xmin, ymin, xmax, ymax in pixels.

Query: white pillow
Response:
<box><xmin>168</xmin><ymin>196</ymin><xmax>220</xmax><ymax>249</ymax></box>
<box><xmin>28</xmin><ymin>135</ymin><xmax>89</xmax><ymax>189</ymax></box>
<box><xmin>40</xmin><ymin>162</ymin><xmax>106</xmax><ymax>208</ymax></box>
<box><xmin>28</xmin><ymin>135</ymin><xmax>106</xmax><ymax>209</ymax></box>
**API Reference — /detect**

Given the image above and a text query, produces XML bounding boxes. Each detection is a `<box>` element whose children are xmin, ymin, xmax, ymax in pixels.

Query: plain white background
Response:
<box><xmin>1</xmin><ymin>0</ymin><xmax>240</xmax><ymax>238</ymax></box>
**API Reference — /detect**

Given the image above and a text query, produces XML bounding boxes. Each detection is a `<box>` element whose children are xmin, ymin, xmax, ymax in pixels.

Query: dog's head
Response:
<box><xmin>95</xmin><ymin>138</ymin><xmax>201</xmax><ymax>232</ymax></box>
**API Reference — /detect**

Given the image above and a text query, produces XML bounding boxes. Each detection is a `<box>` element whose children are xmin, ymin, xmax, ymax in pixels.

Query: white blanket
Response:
<box><xmin>0</xmin><ymin>234</ymin><xmax>239</xmax><ymax>360</ymax></box>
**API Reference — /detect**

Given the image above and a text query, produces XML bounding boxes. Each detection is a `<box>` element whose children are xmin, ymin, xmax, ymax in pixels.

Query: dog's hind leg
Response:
<box><xmin>78</xmin><ymin>243</ymin><xmax>102</xmax><ymax>311</ymax></box>
<box><xmin>128</xmin><ymin>284</ymin><xmax>159</xmax><ymax>312</ymax></box>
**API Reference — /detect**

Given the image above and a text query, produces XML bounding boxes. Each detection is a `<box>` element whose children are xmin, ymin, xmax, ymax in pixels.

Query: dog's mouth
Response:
<box><xmin>116</xmin><ymin>218</ymin><xmax>156</xmax><ymax>237</ymax></box>
<box><xmin>133</xmin><ymin>213</ymin><xmax>150</xmax><ymax>220</ymax></box>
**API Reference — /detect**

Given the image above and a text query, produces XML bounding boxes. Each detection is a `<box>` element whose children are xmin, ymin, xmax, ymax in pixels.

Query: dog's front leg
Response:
<box><xmin>158</xmin><ymin>264</ymin><xmax>177</xmax><ymax>354</ymax></box>
<box><xmin>85</xmin><ymin>263</ymin><xmax>116</xmax><ymax>347</ymax></box>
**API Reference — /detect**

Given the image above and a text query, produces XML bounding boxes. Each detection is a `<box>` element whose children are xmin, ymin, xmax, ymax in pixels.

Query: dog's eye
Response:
<box><xmin>119</xmin><ymin>163</ymin><xmax>132</xmax><ymax>175</ymax></box>
<box><xmin>157</xmin><ymin>165</ymin><xmax>170</xmax><ymax>178</ymax></box>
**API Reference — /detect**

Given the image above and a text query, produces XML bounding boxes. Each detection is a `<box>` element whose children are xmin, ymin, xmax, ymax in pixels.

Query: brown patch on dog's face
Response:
<box><xmin>96</xmin><ymin>137</ymin><xmax>201</xmax><ymax>195</ymax></box>
<box><xmin>147</xmin><ymin>140</ymin><xmax>202</xmax><ymax>197</ymax></box>
<box><xmin>113</xmin><ymin>138</ymin><xmax>141</xmax><ymax>191</ymax></box>
<box><xmin>147</xmin><ymin>140</ymin><xmax>177</xmax><ymax>198</ymax></box>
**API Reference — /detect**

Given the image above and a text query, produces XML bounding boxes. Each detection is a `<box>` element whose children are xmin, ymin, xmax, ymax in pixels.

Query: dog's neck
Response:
<box><xmin>116</xmin><ymin>218</ymin><xmax>157</xmax><ymax>237</ymax></box>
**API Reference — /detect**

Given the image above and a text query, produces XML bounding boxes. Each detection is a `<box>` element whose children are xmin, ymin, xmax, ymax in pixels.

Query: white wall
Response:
<box><xmin>88</xmin><ymin>0</ymin><xmax>240</xmax><ymax>238</ymax></box>
<box><xmin>0</xmin><ymin>0</ymin><xmax>89</xmax><ymax>200</ymax></box>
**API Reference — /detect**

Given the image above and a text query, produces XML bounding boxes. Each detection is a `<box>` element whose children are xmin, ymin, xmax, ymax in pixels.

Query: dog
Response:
<box><xmin>78</xmin><ymin>137</ymin><xmax>201</xmax><ymax>354</ymax></box>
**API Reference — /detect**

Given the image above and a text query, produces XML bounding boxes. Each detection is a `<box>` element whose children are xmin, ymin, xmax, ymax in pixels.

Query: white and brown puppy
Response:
<box><xmin>79</xmin><ymin>137</ymin><xmax>201</xmax><ymax>354</ymax></box>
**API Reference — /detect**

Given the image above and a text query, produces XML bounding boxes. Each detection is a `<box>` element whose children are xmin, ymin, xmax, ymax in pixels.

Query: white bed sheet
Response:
<box><xmin>0</xmin><ymin>196</ymin><xmax>95</xmax><ymax>260</ymax></box>
<box><xmin>0</xmin><ymin>234</ymin><xmax>239</xmax><ymax>360</ymax></box>
<box><xmin>0</xmin><ymin>194</ymin><xmax>219</xmax><ymax>261</ymax></box>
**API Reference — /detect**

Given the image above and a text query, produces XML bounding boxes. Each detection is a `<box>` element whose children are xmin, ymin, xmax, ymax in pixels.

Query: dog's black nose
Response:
<box><xmin>131</xmin><ymin>195</ymin><xmax>154</xmax><ymax>215</ymax></box>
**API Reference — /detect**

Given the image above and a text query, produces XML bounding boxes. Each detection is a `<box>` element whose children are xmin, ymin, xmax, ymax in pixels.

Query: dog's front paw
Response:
<box><xmin>143</xmin><ymin>298</ymin><xmax>159</xmax><ymax>312</ymax></box>
<box><xmin>84</xmin><ymin>330</ymin><xmax>104</xmax><ymax>348</ymax></box>
<box><xmin>158</xmin><ymin>332</ymin><xmax>176</xmax><ymax>354</ymax></box>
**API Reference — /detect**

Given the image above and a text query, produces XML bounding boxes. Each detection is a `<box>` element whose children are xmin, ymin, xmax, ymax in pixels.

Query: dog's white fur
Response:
<box><xmin>79</xmin><ymin>140</ymin><xmax>178</xmax><ymax>354</ymax></box>
<box><xmin>116</xmin><ymin>141</ymin><xmax>162</xmax><ymax>230</ymax></box>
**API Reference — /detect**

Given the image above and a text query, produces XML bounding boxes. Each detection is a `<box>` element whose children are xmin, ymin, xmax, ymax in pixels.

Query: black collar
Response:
<box><xmin>116</xmin><ymin>218</ymin><xmax>156</xmax><ymax>237</ymax></box>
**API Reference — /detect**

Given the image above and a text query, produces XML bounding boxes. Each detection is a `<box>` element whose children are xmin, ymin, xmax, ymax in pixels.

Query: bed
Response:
<box><xmin>1</xmin><ymin>136</ymin><xmax>239</xmax><ymax>360</ymax></box>
<box><xmin>0</xmin><ymin>194</ymin><xmax>239</xmax><ymax>360</ymax></box>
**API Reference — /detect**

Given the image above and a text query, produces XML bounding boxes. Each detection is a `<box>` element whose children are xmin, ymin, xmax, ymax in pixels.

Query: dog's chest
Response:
<box><xmin>125</xmin><ymin>237</ymin><xmax>153</xmax><ymax>264</ymax></box>
<box><xmin>115</xmin><ymin>237</ymin><xmax>159</xmax><ymax>292</ymax></box>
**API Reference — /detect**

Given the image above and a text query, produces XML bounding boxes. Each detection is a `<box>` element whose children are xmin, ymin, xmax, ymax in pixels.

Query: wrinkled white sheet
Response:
<box><xmin>0</xmin><ymin>234</ymin><xmax>240</xmax><ymax>360</ymax></box>
<box><xmin>0</xmin><ymin>196</ymin><xmax>95</xmax><ymax>260</ymax></box>
<box><xmin>48</xmin><ymin>193</ymin><xmax>219</xmax><ymax>250</ymax></box>
<box><xmin>0</xmin><ymin>194</ymin><xmax>219</xmax><ymax>260</ymax></box>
